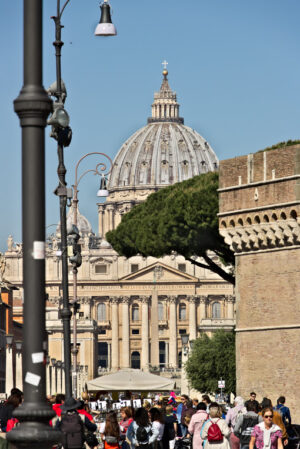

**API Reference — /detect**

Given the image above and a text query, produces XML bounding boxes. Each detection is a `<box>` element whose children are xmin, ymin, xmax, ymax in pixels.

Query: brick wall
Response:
<box><xmin>219</xmin><ymin>145</ymin><xmax>300</xmax><ymax>423</ymax></box>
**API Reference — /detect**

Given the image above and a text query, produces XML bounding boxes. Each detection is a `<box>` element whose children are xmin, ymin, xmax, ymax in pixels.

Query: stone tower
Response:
<box><xmin>219</xmin><ymin>144</ymin><xmax>300</xmax><ymax>422</ymax></box>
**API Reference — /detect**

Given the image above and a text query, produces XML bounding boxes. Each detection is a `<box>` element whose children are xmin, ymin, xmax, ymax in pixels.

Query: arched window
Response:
<box><xmin>131</xmin><ymin>351</ymin><xmax>140</xmax><ymax>369</ymax></box>
<box><xmin>212</xmin><ymin>302</ymin><xmax>221</xmax><ymax>319</ymax></box>
<box><xmin>132</xmin><ymin>304</ymin><xmax>139</xmax><ymax>321</ymax></box>
<box><xmin>97</xmin><ymin>303</ymin><xmax>106</xmax><ymax>321</ymax></box>
<box><xmin>179</xmin><ymin>303</ymin><xmax>186</xmax><ymax>321</ymax></box>
<box><xmin>158</xmin><ymin>302</ymin><xmax>164</xmax><ymax>321</ymax></box>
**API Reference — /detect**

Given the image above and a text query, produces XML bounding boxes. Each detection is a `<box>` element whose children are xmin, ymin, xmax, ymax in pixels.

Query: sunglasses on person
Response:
<box><xmin>264</xmin><ymin>415</ymin><xmax>273</xmax><ymax>419</ymax></box>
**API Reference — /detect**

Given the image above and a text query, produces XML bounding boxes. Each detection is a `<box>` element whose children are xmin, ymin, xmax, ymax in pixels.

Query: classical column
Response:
<box><xmin>110</xmin><ymin>297</ymin><xmax>119</xmax><ymax>370</ymax></box>
<box><xmin>107</xmin><ymin>343</ymin><xmax>111</xmax><ymax>370</ymax></box>
<box><xmin>165</xmin><ymin>342</ymin><xmax>169</xmax><ymax>367</ymax></box>
<box><xmin>199</xmin><ymin>296</ymin><xmax>207</xmax><ymax>323</ymax></box>
<box><xmin>46</xmin><ymin>363</ymin><xmax>51</xmax><ymax>396</ymax></box>
<box><xmin>227</xmin><ymin>295</ymin><xmax>235</xmax><ymax>319</ymax></box>
<box><xmin>168</xmin><ymin>296</ymin><xmax>177</xmax><ymax>368</ymax></box>
<box><xmin>62</xmin><ymin>366</ymin><xmax>65</xmax><ymax>394</ymax></box>
<box><xmin>5</xmin><ymin>345</ymin><xmax>14</xmax><ymax>394</ymax></box>
<box><xmin>121</xmin><ymin>296</ymin><xmax>130</xmax><ymax>368</ymax></box>
<box><xmin>150</xmin><ymin>290</ymin><xmax>159</xmax><ymax>368</ymax></box>
<box><xmin>51</xmin><ymin>366</ymin><xmax>56</xmax><ymax>394</ymax></box>
<box><xmin>188</xmin><ymin>296</ymin><xmax>197</xmax><ymax>341</ymax></box>
<box><xmin>141</xmin><ymin>296</ymin><xmax>150</xmax><ymax>371</ymax></box>
<box><xmin>15</xmin><ymin>352</ymin><xmax>23</xmax><ymax>391</ymax></box>
<box><xmin>57</xmin><ymin>365</ymin><xmax>62</xmax><ymax>393</ymax></box>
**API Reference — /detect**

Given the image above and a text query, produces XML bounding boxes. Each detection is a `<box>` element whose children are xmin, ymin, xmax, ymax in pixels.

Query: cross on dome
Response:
<box><xmin>162</xmin><ymin>60</ymin><xmax>168</xmax><ymax>70</ymax></box>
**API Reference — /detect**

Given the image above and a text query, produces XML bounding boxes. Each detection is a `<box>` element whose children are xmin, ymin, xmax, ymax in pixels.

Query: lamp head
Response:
<box><xmin>15</xmin><ymin>340</ymin><xmax>22</xmax><ymax>352</ymax></box>
<box><xmin>5</xmin><ymin>334</ymin><xmax>13</xmax><ymax>346</ymax></box>
<box><xmin>97</xmin><ymin>175</ymin><xmax>109</xmax><ymax>197</ymax></box>
<box><xmin>95</xmin><ymin>0</ymin><xmax>117</xmax><ymax>36</ymax></box>
<box><xmin>48</xmin><ymin>105</ymin><xmax>70</xmax><ymax>128</ymax></box>
<box><xmin>181</xmin><ymin>333</ymin><xmax>189</xmax><ymax>346</ymax></box>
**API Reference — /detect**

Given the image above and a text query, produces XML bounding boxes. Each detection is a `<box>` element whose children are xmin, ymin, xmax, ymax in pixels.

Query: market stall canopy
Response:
<box><xmin>87</xmin><ymin>369</ymin><xmax>175</xmax><ymax>391</ymax></box>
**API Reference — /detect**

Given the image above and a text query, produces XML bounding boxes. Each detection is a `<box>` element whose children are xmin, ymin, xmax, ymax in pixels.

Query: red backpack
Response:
<box><xmin>207</xmin><ymin>419</ymin><xmax>223</xmax><ymax>442</ymax></box>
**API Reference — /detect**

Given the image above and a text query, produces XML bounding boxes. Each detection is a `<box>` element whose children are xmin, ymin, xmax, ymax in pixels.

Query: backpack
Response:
<box><xmin>239</xmin><ymin>416</ymin><xmax>259</xmax><ymax>444</ymax></box>
<box><xmin>136</xmin><ymin>426</ymin><xmax>150</xmax><ymax>444</ymax></box>
<box><xmin>6</xmin><ymin>418</ymin><xmax>18</xmax><ymax>432</ymax></box>
<box><xmin>276</xmin><ymin>405</ymin><xmax>289</xmax><ymax>426</ymax></box>
<box><xmin>163</xmin><ymin>420</ymin><xmax>176</xmax><ymax>441</ymax></box>
<box><xmin>207</xmin><ymin>419</ymin><xmax>223</xmax><ymax>442</ymax></box>
<box><xmin>61</xmin><ymin>412</ymin><xmax>85</xmax><ymax>449</ymax></box>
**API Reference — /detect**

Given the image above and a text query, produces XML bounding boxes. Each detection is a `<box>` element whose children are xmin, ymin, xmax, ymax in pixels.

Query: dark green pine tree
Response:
<box><xmin>106</xmin><ymin>172</ymin><xmax>235</xmax><ymax>284</ymax></box>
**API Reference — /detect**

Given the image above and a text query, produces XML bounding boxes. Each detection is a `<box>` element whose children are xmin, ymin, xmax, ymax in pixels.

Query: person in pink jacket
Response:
<box><xmin>188</xmin><ymin>402</ymin><xmax>208</xmax><ymax>449</ymax></box>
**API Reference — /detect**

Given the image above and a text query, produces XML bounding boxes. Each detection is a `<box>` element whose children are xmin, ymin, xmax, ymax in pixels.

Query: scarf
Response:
<box><xmin>257</xmin><ymin>422</ymin><xmax>281</xmax><ymax>448</ymax></box>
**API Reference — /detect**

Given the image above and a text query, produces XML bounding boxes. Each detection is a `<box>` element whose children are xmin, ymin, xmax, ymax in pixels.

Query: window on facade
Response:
<box><xmin>98</xmin><ymin>342</ymin><xmax>108</xmax><ymax>368</ymax></box>
<box><xmin>99</xmin><ymin>329</ymin><xmax>106</xmax><ymax>335</ymax></box>
<box><xmin>132</xmin><ymin>329</ymin><xmax>139</xmax><ymax>335</ymax></box>
<box><xmin>179</xmin><ymin>329</ymin><xmax>187</xmax><ymax>334</ymax></box>
<box><xmin>212</xmin><ymin>302</ymin><xmax>221</xmax><ymax>319</ymax></box>
<box><xmin>97</xmin><ymin>303</ymin><xmax>106</xmax><ymax>321</ymax></box>
<box><xmin>95</xmin><ymin>264</ymin><xmax>107</xmax><ymax>274</ymax></box>
<box><xmin>179</xmin><ymin>303</ymin><xmax>187</xmax><ymax>320</ymax></box>
<box><xmin>131</xmin><ymin>264</ymin><xmax>139</xmax><ymax>273</ymax></box>
<box><xmin>132</xmin><ymin>304</ymin><xmax>139</xmax><ymax>321</ymax></box>
<box><xmin>131</xmin><ymin>351</ymin><xmax>140</xmax><ymax>369</ymax></box>
<box><xmin>178</xmin><ymin>263</ymin><xmax>186</xmax><ymax>273</ymax></box>
<box><xmin>178</xmin><ymin>351</ymin><xmax>182</xmax><ymax>368</ymax></box>
<box><xmin>158</xmin><ymin>302</ymin><xmax>164</xmax><ymax>321</ymax></box>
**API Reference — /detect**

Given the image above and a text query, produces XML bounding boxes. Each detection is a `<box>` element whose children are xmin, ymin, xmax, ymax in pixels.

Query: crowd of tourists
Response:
<box><xmin>0</xmin><ymin>389</ymin><xmax>296</xmax><ymax>449</ymax></box>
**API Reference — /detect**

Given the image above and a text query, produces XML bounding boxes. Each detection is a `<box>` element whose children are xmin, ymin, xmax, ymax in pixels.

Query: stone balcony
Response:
<box><xmin>97</xmin><ymin>320</ymin><xmax>111</xmax><ymax>329</ymax></box>
<box><xmin>199</xmin><ymin>318</ymin><xmax>235</xmax><ymax>332</ymax></box>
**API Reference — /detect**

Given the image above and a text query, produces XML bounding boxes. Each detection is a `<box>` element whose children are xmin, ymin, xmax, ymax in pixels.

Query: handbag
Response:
<box><xmin>85</xmin><ymin>431</ymin><xmax>99</xmax><ymax>448</ymax></box>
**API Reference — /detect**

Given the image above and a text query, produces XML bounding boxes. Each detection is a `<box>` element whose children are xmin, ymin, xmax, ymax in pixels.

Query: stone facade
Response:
<box><xmin>5</xmin><ymin>237</ymin><xmax>234</xmax><ymax>390</ymax></box>
<box><xmin>219</xmin><ymin>144</ymin><xmax>300</xmax><ymax>422</ymax></box>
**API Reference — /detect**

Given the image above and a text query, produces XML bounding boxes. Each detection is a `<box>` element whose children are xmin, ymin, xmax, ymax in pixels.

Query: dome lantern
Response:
<box><xmin>148</xmin><ymin>64</ymin><xmax>184</xmax><ymax>124</ymax></box>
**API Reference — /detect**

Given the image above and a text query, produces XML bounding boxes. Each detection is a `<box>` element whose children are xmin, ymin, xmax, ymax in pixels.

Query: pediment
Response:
<box><xmin>120</xmin><ymin>262</ymin><xmax>198</xmax><ymax>283</ymax></box>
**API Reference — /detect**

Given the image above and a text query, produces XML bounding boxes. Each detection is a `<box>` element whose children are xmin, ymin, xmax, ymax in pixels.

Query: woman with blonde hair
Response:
<box><xmin>249</xmin><ymin>407</ymin><xmax>283</xmax><ymax>449</ymax></box>
<box><xmin>201</xmin><ymin>402</ymin><xmax>231</xmax><ymax>449</ymax></box>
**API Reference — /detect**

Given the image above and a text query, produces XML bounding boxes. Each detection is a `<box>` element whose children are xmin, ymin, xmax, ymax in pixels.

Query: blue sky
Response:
<box><xmin>0</xmin><ymin>0</ymin><xmax>299</xmax><ymax>251</ymax></box>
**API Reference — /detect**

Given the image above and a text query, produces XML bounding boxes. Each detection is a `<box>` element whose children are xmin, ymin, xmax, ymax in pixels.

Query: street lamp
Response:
<box><xmin>47</xmin><ymin>1</ymin><xmax>116</xmax><ymax>401</ymax></box>
<box><xmin>9</xmin><ymin>0</ymin><xmax>116</xmax><ymax>446</ymax></box>
<box><xmin>69</xmin><ymin>152</ymin><xmax>112</xmax><ymax>398</ymax></box>
<box><xmin>181</xmin><ymin>333</ymin><xmax>190</xmax><ymax>356</ymax></box>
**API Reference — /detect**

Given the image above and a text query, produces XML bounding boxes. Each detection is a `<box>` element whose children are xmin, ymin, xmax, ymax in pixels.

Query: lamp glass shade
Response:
<box><xmin>15</xmin><ymin>341</ymin><xmax>22</xmax><ymax>351</ymax></box>
<box><xmin>56</xmin><ymin>108</ymin><xmax>70</xmax><ymax>128</ymax></box>
<box><xmin>95</xmin><ymin>22</ymin><xmax>117</xmax><ymax>36</ymax></box>
<box><xmin>181</xmin><ymin>333</ymin><xmax>189</xmax><ymax>346</ymax></box>
<box><xmin>97</xmin><ymin>188</ymin><xmax>109</xmax><ymax>197</ymax></box>
<box><xmin>5</xmin><ymin>334</ymin><xmax>13</xmax><ymax>346</ymax></box>
<box><xmin>51</xmin><ymin>358</ymin><xmax>56</xmax><ymax>366</ymax></box>
<box><xmin>56</xmin><ymin>360</ymin><xmax>62</xmax><ymax>368</ymax></box>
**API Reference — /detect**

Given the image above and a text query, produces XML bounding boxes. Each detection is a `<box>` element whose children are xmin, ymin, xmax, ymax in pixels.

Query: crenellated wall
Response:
<box><xmin>219</xmin><ymin>144</ymin><xmax>300</xmax><ymax>422</ymax></box>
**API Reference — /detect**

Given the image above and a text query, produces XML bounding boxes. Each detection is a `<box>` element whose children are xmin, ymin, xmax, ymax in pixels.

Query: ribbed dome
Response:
<box><xmin>109</xmin><ymin>69</ymin><xmax>218</xmax><ymax>191</ymax></box>
<box><xmin>56</xmin><ymin>205</ymin><xmax>93</xmax><ymax>237</ymax></box>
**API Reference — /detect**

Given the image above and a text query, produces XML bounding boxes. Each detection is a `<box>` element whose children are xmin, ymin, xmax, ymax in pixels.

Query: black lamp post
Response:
<box><xmin>9</xmin><ymin>0</ymin><xmax>116</xmax><ymax>444</ymax></box>
<box><xmin>7</xmin><ymin>1</ymin><xmax>61</xmax><ymax>448</ymax></box>
<box><xmin>47</xmin><ymin>0</ymin><xmax>117</xmax><ymax>400</ymax></box>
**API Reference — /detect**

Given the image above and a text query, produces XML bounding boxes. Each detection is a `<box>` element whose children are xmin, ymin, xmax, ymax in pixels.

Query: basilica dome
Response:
<box><xmin>108</xmin><ymin>69</ymin><xmax>219</xmax><ymax>192</ymax></box>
